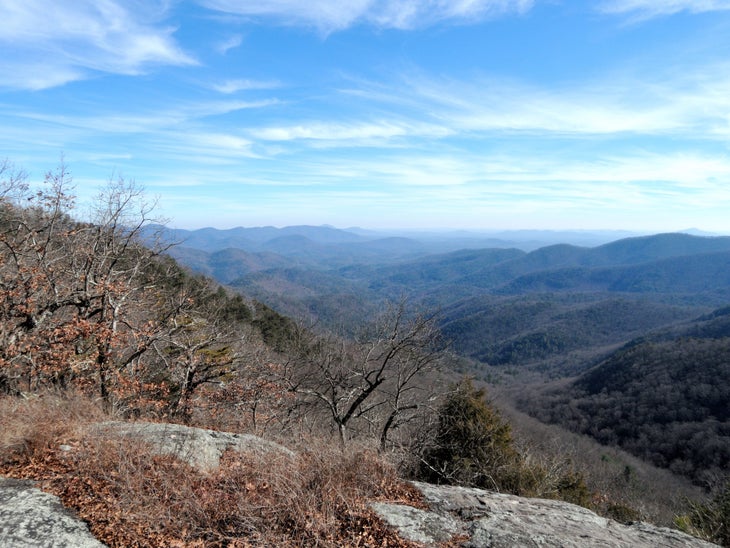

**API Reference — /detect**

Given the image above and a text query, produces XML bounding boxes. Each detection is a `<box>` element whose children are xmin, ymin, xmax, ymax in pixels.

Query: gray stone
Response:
<box><xmin>94</xmin><ymin>421</ymin><xmax>295</xmax><ymax>472</ymax></box>
<box><xmin>371</xmin><ymin>481</ymin><xmax>720</xmax><ymax>548</ymax></box>
<box><xmin>0</xmin><ymin>477</ymin><xmax>106</xmax><ymax>548</ymax></box>
<box><xmin>370</xmin><ymin>502</ymin><xmax>463</xmax><ymax>544</ymax></box>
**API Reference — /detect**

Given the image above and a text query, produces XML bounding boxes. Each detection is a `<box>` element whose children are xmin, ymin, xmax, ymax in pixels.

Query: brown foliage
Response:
<box><xmin>0</xmin><ymin>162</ymin><xmax>276</xmax><ymax>422</ymax></box>
<box><xmin>0</xmin><ymin>393</ymin><xmax>424</xmax><ymax>547</ymax></box>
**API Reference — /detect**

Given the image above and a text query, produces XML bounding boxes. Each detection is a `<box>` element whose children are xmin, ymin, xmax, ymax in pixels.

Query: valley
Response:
<box><xmin>162</xmin><ymin>224</ymin><xmax>730</xmax><ymax>503</ymax></box>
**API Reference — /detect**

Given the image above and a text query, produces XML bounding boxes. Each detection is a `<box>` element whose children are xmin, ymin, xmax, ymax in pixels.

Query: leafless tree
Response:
<box><xmin>148</xmin><ymin>278</ymin><xmax>248</xmax><ymax>418</ymax></box>
<box><xmin>280</xmin><ymin>300</ymin><xmax>446</xmax><ymax>446</ymax></box>
<box><xmin>0</xmin><ymin>161</ymin><xmax>79</xmax><ymax>392</ymax></box>
<box><xmin>0</xmin><ymin>161</ymin><xmax>169</xmax><ymax>404</ymax></box>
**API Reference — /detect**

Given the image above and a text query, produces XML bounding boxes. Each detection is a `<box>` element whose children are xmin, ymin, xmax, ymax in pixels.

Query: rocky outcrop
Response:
<box><xmin>0</xmin><ymin>477</ymin><xmax>104</xmax><ymax>548</ymax></box>
<box><xmin>1</xmin><ymin>423</ymin><xmax>719</xmax><ymax>547</ymax></box>
<box><xmin>371</xmin><ymin>481</ymin><xmax>719</xmax><ymax>547</ymax></box>
<box><xmin>0</xmin><ymin>422</ymin><xmax>294</xmax><ymax>547</ymax></box>
<box><xmin>94</xmin><ymin>421</ymin><xmax>295</xmax><ymax>472</ymax></box>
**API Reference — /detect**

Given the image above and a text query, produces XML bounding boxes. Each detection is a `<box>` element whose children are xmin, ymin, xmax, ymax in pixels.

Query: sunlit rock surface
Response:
<box><xmin>0</xmin><ymin>477</ymin><xmax>104</xmax><ymax>548</ymax></box>
<box><xmin>372</xmin><ymin>481</ymin><xmax>719</xmax><ymax>547</ymax></box>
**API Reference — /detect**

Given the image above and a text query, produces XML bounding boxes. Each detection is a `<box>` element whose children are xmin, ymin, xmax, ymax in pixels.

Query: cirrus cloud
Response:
<box><xmin>197</xmin><ymin>0</ymin><xmax>534</xmax><ymax>32</ymax></box>
<box><xmin>0</xmin><ymin>0</ymin><xmax>195</xmax><ymax>90</ymax></box>
<box><xmin>600</xmin><ymin>0</ymin><xmax>730</xmax><ymax>18</ymax></box>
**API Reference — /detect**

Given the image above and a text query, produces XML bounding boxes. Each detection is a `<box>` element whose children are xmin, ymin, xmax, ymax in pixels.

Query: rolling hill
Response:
<box><xmin>517</xmin><ymin>308</ymin><xmax>730</xmax><ymax>484</ymax></box>
<box><xmin>164</xmin><ymin>229</ymin><xmax>730</xmax><ymax>373</ymax></box>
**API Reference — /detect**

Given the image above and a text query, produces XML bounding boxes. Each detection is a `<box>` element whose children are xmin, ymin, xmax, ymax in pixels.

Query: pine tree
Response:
<box><xmin>420</xmin><ymin>378</ymin><xmax>517</xmax><ymax>490</ymax></box>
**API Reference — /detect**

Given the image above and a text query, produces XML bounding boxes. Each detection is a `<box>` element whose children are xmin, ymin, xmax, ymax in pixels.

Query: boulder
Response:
<box><xmin>0</xmin><ymin>477</ymin><xmax>105</xmax><ymax>548</ymax></box>
<box><xmin>94</xmin><ymin>421</ymin><xmax>295</xmax><ymax>472</ymax></box>
<box><xmin>372</xmin><ymin>481</ymin><xmax>719</xmax><ymax>547</ymax></box>
<box><xmin>1</xmin><ymin>422</ymin><xmax>294</xmax><ymax>547</ymax></box>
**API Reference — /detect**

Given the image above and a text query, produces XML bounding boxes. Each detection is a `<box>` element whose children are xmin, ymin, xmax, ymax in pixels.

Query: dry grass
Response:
<box><xmin>0</xmin><ymin>391</ymin><xmax>105</xmax><ymax>465</ymax></box>
<box><xmin>0</xmin><ymin>393</ymin><xmax>424</xmax><ymax>547</ymax></box>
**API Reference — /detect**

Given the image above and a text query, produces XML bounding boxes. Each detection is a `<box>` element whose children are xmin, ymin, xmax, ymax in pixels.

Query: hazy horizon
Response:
<box><xmin>162</xmin><ymin>223</ymin><xmax>730</xmax><ymax>240</ymax></box>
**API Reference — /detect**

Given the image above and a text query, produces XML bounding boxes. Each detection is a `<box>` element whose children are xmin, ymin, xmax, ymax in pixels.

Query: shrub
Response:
<box><xmin>605</xmin><ymin>502</ymin><xmax>642</xmax><ymax>524</ymax></box>
<box><xmin>418</xmin><ymin>378</ymin><xmax>518</xmax><ymax>490</ymax></box>
<box><xmin>0</xmin><ymin>392</ymin><xmax>104</xmax><ymax>465</ymax></box>
<box><xmin>415</xmin><ymin>378</ymin><xmax>592</xmax><ymax>508</ymax></box>
<box><xmin>675</xmin><ymin>478</ymin><xmax>730</xmax><ymax>546</ymax></box>
<box><xmin>0</xmin><ymin>393</ymin><xmax>422</xmax><ymax>547</ymax></box>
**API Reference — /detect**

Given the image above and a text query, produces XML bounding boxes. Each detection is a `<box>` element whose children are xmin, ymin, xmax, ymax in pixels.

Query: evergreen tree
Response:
<box><xmin>420</xmin><ymin>378</ymin><xmax>517</xmax><ymax>490</ymax></box>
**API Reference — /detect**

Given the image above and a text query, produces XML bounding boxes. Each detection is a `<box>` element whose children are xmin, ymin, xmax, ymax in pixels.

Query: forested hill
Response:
<box><xmin>494</xmin><ymin>250</ymin><xmax>730</xmax><ymax>296</ymax></box>
<box><xmin>519</xmin><ymin>307</ymin><xmax>730</xmax><ymax>485</ymax></box>
<box><xmin>587</xmin><ymin>232</ymin><xmax>730</xmax><ymax>264</ymax></box>
<box><xmin>155</xmin><ymin>224</ymin><xmax>542</xmax><ymax>271</ymax></box>
<box><xmin>172</xmin><ymin>227</ymin><xmax>730</xmax><ymax>492</ymax></box>
<box><xmin>357</xmin><ymin>232</ymin><xmax>730</xmax><ymax>296</ymax></box>
<box><xmin>165</xmin><ymin>229</ymin><xmax>730</xmax><ymax>307</ymax></box>
<box><xmin>158</xmin><ymin>229</ymin><xmax>730</xmax><ymax>377</ymax></box>
<box><xmin>439</xmin><ymin>296</ymin><xmax>701</xmax><ymax>375</ymax></box>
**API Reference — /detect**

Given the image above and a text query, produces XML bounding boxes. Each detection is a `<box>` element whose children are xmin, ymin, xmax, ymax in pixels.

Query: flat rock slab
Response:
<box><xmin>0</xmin><ymin>477</ymin><xmax>105</xmax><ymax>548</ymax></box>
<box><xmin>372</xmin><ymin>481</ymin><xmax>719</xmax><ymax>548</ymax></box>
<box><xmin>94</xmin><ymin>421</ymin><xmax>295</xmax><ymax>472</ymax></box>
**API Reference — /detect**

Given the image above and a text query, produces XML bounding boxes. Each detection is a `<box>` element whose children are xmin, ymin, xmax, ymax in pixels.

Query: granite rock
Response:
<box><xmin>372</xmin><ymin>481</ymin><xmax>719</xmax><ymax>548</ymax></box>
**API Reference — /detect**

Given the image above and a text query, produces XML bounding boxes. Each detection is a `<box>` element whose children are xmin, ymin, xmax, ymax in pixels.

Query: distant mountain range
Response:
<box><xmin>151</xmin><ymin>224</ymin><xmax>730</xmax><ymax>485</ymax></box>
<box><xmin>151</xmin><ymin>224</ymin><xmax>647</xmax><ymax>263</ymax></box>
<box><xmin>153</xmin><ymin>226</ymin><xmax>730</xmax><ymax>369</ymax></box>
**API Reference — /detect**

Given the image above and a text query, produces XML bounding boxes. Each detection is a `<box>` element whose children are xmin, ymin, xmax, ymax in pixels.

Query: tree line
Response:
<box><xmin>0</xmin><ymin>160</ymin><xmax>453</xmax><ymax>449</ymax></box>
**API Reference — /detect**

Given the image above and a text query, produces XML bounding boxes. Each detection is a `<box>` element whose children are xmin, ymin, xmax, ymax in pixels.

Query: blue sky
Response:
<box><xmin>2</xmin><ymin>0</ymin><xmax>730</xmax><ymax>232</ymax></box>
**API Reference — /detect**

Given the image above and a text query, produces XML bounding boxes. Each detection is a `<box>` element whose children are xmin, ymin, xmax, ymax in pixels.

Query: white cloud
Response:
<box><xmin>211</xmin><ymin>79</ymin><xmax>280</xmax><ymax>94</ymax></box>
<box><xmin>373</xmin><ymin>0</ymin><xmax>534</xmax><ymax>28</ymax></box>
<box><xmin>160</xmin><ymin>149</ymin><xmax>730</xmax><ymax>230</ymax></box>
<box><xmin>216</xmin><ymin>34</ymin><xmax>243</xmax><ymax>54</ymax></box>
<box><xmin>0</xmin><ymin>63</ymin><xmax>85</xmax><ymax>92</ymax></box>
<box><xmin>12</xmin><ymin>99</ymin><xmax>279</xmax><ymax>135</ymax></box>
<box><xmin>152</xmin><ymin>132</ymin><xmax>261</xmax><ymax>161</ymax></box>
<box><xmin>297</xmin><ymin>150</ymin><xmax>730</xmax><ymax>192</ymax></box>
<box><xmin>251</xmin><ymin>120</ymin><xmax>450</xmax><ymax>143</ymax></box>
<box><xmin>0</xmin><ymin>0</ymin><xmax>195</xmax><ymax>90</ymax></box>
<box><xmin>343</xmin><ymin>63</ymin><xmax>730</xmax><ymax>139</ymax></box>
<box><xmin>197</xmin><ymin>0</ymin><xmax>533</xmax><ymax>32</ymax></box>
<box><xmin>600</xmin><ymin>0</ymin><xmax>730</xmax><ymax>18</ymax></box>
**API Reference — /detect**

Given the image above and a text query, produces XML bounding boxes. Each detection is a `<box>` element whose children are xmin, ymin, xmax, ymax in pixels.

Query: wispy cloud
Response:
<box><xmin>210</xmin><ymin>79</ymin><xmax>281</xmax><ymax>94</ymax></box>
<box><xmin>197</xmin><ymin>0</ymin><xmax>534</xmax><ymax>33</ymax></box>
<box><xmin>600</xmin><ymin>0</ymin><xmax>730</xmax><ymax>19</ymax></box>
<box><xmin>239</xmin><ymin>61</ymin><xmax>730</xmax><ymax>150</ymax></box>
<box><xmin>279</xmin><ymin>150</ymin><xmax>730</xmax><ymax>191</ymax></box>
<box><xmin>150</xmin><ymin>149</ymin><xmax>730</xmax><ymax>229</ymax></box>
<box><xmin>339</xmin><ymin>62</ymin><xmax>730</xmax><ymax>139</ymax></box>
<box><xmin>250</xmin><ymin>120</ymin><xmax>451</xmax><ymax>143</ymax></box>
<box><xmin>0</xmin><ymin>0</ymin><xmax>195</xmax><ymax>90</ymax></box>
<box><xmin>150</xmin><ymin>131</ymin><xmax>261</xmax><ymax>162</ymax></box>
<box><xmin>216</xmin><ymin>34</ymin><xmax>243</xmax><ymax>54</ymax></box>
<box><xmin>11</xmin><ymin>99</ymin><xmax>279</xmax><ymax>135</ymax></box>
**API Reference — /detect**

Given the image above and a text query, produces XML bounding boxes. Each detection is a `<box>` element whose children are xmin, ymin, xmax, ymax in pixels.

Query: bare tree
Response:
<box><xmin>148</xmin><ymin>278</ymin><xmax>246</xmax><ymax>418</ymax></box>
<box><xmin>0</xmin><ymin>161</ymin><xmax>79</xmax><ymax>392</ymax></box>
<box><xmin>280</xmin><ymin>301</ymin><xmax>446</xmax><ymax>446</ymax></box>
<box><xmin>69</xmin><ymin>176</ymin><xmax>171</xmax><ymax>403</ymax></box>
<box><xmin>0</xmin><ymin>162</ymin><xmax>169</xmax><ymax>404</ymax></box>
